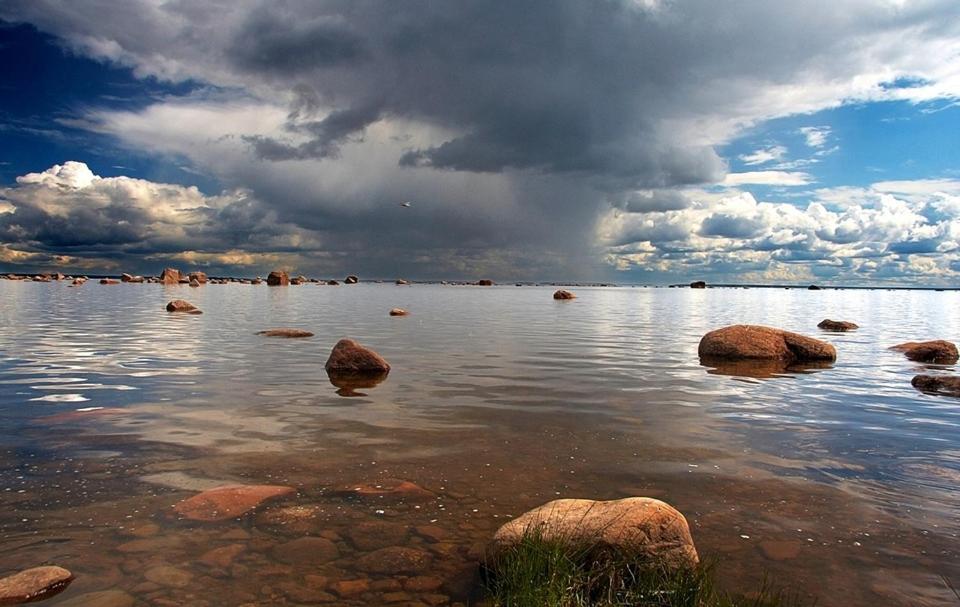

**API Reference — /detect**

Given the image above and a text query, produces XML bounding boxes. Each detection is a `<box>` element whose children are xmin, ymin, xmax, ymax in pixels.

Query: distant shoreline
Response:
<box><xmin>2</xmin><ymin>272</ymin><xmax>957</xmax><ymax>291</ymax></box>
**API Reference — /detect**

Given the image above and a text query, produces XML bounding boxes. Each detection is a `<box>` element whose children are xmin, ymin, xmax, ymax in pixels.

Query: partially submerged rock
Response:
<box><xmin>166</xmin><ymin>300</ymin><xmax>202</xmax><ymax>314</ymax></box>
<box><xmin>159</xmin><ymin>268</ymin><xmax>181</xmax><ymax>284</ymax></box>
<box><xmin>807</xmin><ymin>284</ymin><xmax>822</xmax><ymax>290</ymax></box>
<box><xmin>172</xmin><ymin>484</ymin><xmax>295</xmax><ymax>521</ymax></box>
<box><xmin>891</xmin><ymin>340</ymin><xmax>959</xmax><ymax>363</ymax></box>
<box><xmin>698</xmin><ymin>325</ymin><xmax>836</xmax><ymax>363</ymax></box>
<box><xmin>257</xmin><ymin>328</ymin><xmax>314</xmax><ymax>338</ymax></box>
<box><xmin>99</xmin><ymin>278</ymin><xmax>119</xmax><ymax>285</ymax></box>
<box><xmin>395</xmin><ymin>279</ymin><xmax>410</xmax><ymax>285</ymax></box>
<box><xmin>553</xmin><ymin>289</ymin><xmax>576</xmax><ymax>300</ymax></box>
<box><xmin>477</xmin><ymin>279</ymin><xmax>494</xmax><ymax>286</ymax></box>
<box><xmin>344</xmin><ymin>275</ymin><xmax>359</xmax><ymax>284</ymax></box>
<box><xmin>690</xmin><ymin>281</ymin><xmax>706</xmax><ymax>289</ymax></box>
<box><xmin>0</xmin><ymin>566</ymin><xmax>74</xmax><ymax>604</ymax></box>
<box><xmin>912</xmin><ymin>374</ymin><xmax>960</xmax><ymax>397</ymax></box>
<box><xmin>818</xmin><ymin>319</ymin><xmax>858</xmax><ymax>332</ymax></box>
<box><xmin>490</xmin><ymin>497</ymin><xmax>698</xmax><ymax>571</ymax></box>
<box><xmin>266</xmin><ymin>270</ymin><xmax>289</xmax><ymax>286</ymax></box>
<box><xmin>335</xmin><ymin>478</ymin><xmax>435</xmax><ymax>502</ymax></box>
<box><xmin>325</xmin><ymin>339</ymin><xmax>391</xmax><ymax>374</ymax></box>
<box><xmin>389</xmin><ymin>308</ymin><xmax>409</xmax><ymax>316</ymax></box>
<box><xmin>188</xmin><ymin>271</ymin><xmax>208</xmax><ymax>284</ymax></box>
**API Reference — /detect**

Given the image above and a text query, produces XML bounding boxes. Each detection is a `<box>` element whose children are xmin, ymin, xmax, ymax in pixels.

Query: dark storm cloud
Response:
<box><xmin>3</xmin><ymin>0</ymin><xmax>960</xmax><ymax>281</ymax></box>
<box><xmin>245</xmin><ymin>102</ymin><xmax>383</xmax><ymax>160</ymax></box>
<box><xmin>229</xmin><ymin>10</ymin><xmax>369</xmax><ymax>76</ymax></box>
<box><xmin>699</xmin><ymin>213</ymin><xmax>765</xmax><ymax>239</ymax></box>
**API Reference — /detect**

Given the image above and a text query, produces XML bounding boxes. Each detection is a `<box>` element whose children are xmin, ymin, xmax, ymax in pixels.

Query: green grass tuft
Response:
<box><xmin>480</xmin><ymin>529</ymin><xmax>813</xmax><ymax>607</ymax></box>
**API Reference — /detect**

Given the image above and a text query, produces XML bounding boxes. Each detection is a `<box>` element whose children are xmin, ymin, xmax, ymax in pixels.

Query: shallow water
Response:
<box><xmin>0</xmin><ymin>280</ymin><xmax>958</xmax><ymax>606</ymax></box>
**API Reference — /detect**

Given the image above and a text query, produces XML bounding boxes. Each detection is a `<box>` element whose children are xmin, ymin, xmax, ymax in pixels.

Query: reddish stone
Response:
<box><xmin>892</xmin><ymin>340</ymin><xmax>959</xmax><ymax>363</ymax></box>
<box><xmin>172</xmin><ymin>485</ymin><xmax>295</xmax><ymax>521</ymax></box>
<box><xmin>0</xmin><ymin>566</ymin><xmax>74</xmax><ymax>605</ymax></box>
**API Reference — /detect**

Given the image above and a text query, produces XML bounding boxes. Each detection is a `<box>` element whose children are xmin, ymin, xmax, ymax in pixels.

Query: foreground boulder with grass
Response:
<box><xmin>489</xmin><ymin>497</ymin><xmax>698</xmax><ymax>571</ymax></box>
<box><xmin>698</xmin><ymin>325</ymin><xmax>836</xmax><ymax>363</ymax></box>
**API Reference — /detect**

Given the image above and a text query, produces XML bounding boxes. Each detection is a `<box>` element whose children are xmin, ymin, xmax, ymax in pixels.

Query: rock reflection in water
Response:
<box><xmin>327</xmin><ymin>371</ymin><xmax>390</xmax><ymax>397</ymax></box>
<box><xmin>699</xmin><ymin>357</ymin><xmax>835</xmax><ymax>379</ymax></box>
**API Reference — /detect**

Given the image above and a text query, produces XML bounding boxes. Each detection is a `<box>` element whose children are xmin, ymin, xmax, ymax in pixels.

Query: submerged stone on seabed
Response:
<box><xmin>0</xmin><ymin>566</ymin><xmax>74</xmax><ymax>605</ymax></box>
<box><xmin>172</xmin><ymin>485</ymin><xmax>296</xmax><ymax>522</ymax></box>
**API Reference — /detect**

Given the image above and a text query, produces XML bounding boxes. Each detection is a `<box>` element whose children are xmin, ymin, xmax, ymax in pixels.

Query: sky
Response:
<box><xmin>1</xmin><ymin>1</ymin><xmax>959</xmax><ymax>285</ymax></box>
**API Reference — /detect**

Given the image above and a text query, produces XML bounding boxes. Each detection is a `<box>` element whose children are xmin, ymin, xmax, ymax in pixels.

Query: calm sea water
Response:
<box><xmin>0</xmin><ymin>280</ymin><xmax>958</xmax><ymax>606</ymax></box>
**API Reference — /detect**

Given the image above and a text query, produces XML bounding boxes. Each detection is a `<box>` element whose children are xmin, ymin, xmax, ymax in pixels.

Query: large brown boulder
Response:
<box><xmin>892</xmin><ymin>340</ymin><xmax>959</xmax><ymax>363</ymax></box>
<box><xmin>266</xmin><ymin>270</ymin><xmax>289</xmax><ymax>286</ymax></box>
<box><xmin>553</xmin><ymin>289</ymin><xmax>576</xmax><ymax>300</ymax></box>
<box><xmin>818</xmin><ymin>319</ymin><xmax>858</xmax><ymax>332</ymax></box>
<box><xmin>912</xmin><ymin>374</ymin><xmax>960</xmax><ymax>396</ymax></box>
<box><xmin>325</xmin><ymin>339</ymin><xmax>391</xmax><ymax>374</ymax></box>
<box><xmin>188</xmin><ymin>271</ymin><xmax>208</xmax><ymax>284</ymax></box>
<box><xmin>0</xmin><ymin>566</ymin><xmax>74</xmax><ymax>604</ymax></box>
<box><xmin>172</xmin><ymin>485</ymin><xmax>295</xmax><ymax>522</ymax></box>
<box><xmin>166</xmin><ymin>300</ymin><xmax>202</xmax><ymax>314</ymax></box>
<box><xmin>698</xmin><ymin>325</ymin><xmax>836</xmax><ymax>362</ymax></box>
<box><xmin>490</xmin><ymin>498</ymin><xmax>698</xmax><ymax>571</ymax></box>
<box><xmin>159</xmin><ymin>268</ymin><xmax>181</xmax><ymax>284</ymax></box>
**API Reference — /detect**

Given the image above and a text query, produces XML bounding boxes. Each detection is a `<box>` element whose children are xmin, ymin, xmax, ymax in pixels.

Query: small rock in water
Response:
<box><xmin>159</xmin><ymin>268</ymin><xmax>181</xmax><ymax>284</ymax></box>
<box><xmin>344</xmin><ymin>275</ymin><xmax>359</xmax><ymax>284</ymax></box>
<box><xmin>166</xmin><ymin>300</ymin><xmax>202</xmax><ymax>314</ymax></box>
<box><xmin>911</xmin><ymin>374</ymin><xmax>960</xmax><ymax>397</ymax></box>
<box><xmin>477</xmin><ymin>279</ymin><xmax>494</xmax><ymax>286</ymax></box>
<box><xmin>553</xmin><ymin>289</ymin><xmax>576</xmax><ymax>300</ymax></box>
<box><xmin>325</xmin><ymin>338</ymin><xmax>391</xmax><ymax>373</ymax></box>
<box><xmin>189</xmin><ymin>278</ymin><xmax>201</xmax><ymax>287</ymax></box>
<box><xmin>0</xmin><ymin>566</ymin><xmax>74</xmax><ymax>604</ymax></box>
<box><xmin>172</xmin><ymin>484</ymin><xmax>296</xmax><ymax>521</ymax></box>
<box><xmin>689</xmin><ymin>281</ymin><xmax>706</xmax><ymax>289</ymax></box>
<box><xmin>891</xmin><ymin>340</ymin><xmax>959</xmax><ymax>363</ymax></box>
<box><xmin>389</xmin><ymin>308</ymin><xmax>409</xmax><ymax>316</ymax></box>
<box><xmin>188</xmin><ymin>271</ymin><xmax>208</xmax><ymax>284</ymax></box>
<box><xmin>336</xmin><ymin>478</ymin><xmax>435</xmax><ymax>502</ymax></box>
<box><xmin>395</xmin><ymin>279</ymin><xmax>409</xmax><ymax>285</ymax></box>
<box><xmin>818</xmin><ymin>319</ymin><xmax>858</xmax><ymax>332</ymax></box>
<box><xmin>266</xmin><ymin>270</ymin><xmax>289</xmax><ymax>286</ymax></box>
<box><xmin>256</xmin><ymin>328</ymin><xmax>314</xmax><ymax>338</ymax></box>
<box><xmin>99</xmin><ymin>278</ymin><xmax>119</xmax><ymax>285</ymax></box>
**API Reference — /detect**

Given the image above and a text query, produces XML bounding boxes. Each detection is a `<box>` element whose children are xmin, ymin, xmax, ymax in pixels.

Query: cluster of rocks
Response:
<box><xmin>697</xmin><ymin>321</ymin><xmax>959</xmax><ymax>398</ymax></box>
